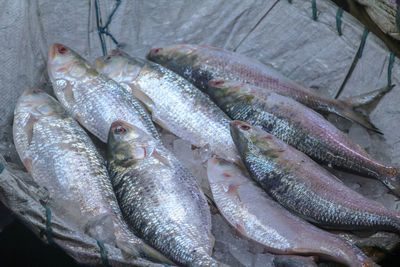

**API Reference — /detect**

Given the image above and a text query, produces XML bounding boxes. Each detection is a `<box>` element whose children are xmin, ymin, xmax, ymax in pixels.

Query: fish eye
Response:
<box><xmin>58</xmin><ymin>45</ymin><xmax>68</xmax><ymax>54</ymax></box>
<box><xmin>240</xmin><ymin>125</ymin><xmax>251</xmax><ymax>131</ymax></box>
<box><xmin>114</xmin><ymin>125</ymin><xmax>127</xmax><ymax>135</ymax></box>
<box><xmin>152</xmin><ymin>48</ymin><xmax>162</xmax><ymax>55</ymax></box>
<box><xmin>210</xmin><ymin>80</ymin><xmax>224</xmax><ymax>86</ymax></box>
<box><xmin>32</xmin><ymin>88</ymin><xmax>41</xmax><ymax>94</ymax></box>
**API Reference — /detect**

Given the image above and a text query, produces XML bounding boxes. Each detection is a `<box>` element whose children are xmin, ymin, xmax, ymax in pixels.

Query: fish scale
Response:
<box><xmin>201</xmin><ymin>80</ymin><xmax>400</xmax><ymax>196</ymax></box>
<box><xmin>94</xmin><ymin>51</ymin><xmax>240</xmax><ymax>164</ymax></box>
<box><xmin>147</xmin><ymin>44</ymin><xmax>387</xmax><ymax>134</ymax></box>
<box><xmin>107</xmin><ymin>121</ymin><xmax>223</xmax><ymax>266</ymax></box>
<box><xmin>47</xmin><ymin>43</ymin><xmax>160</xmax><ymax>143</ymax></box>
<box><xmin>230</xmin><ymin>120</ymin><xmax>400</xmax><ymax>233</ymax></box>
<box><xmin>207</xmin><ymin>158</ymin><xmax>377</xmax><ymax>267</ymax></box>
<box><xmin>13</xmin><ymin>89</ymin><xmax>169</xmax><ymax>263</ymax></box>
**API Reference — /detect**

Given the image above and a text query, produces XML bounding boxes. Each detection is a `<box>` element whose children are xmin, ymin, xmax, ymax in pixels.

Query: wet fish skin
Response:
<box><xmin>94</xmin><ymin>50</ymin><xmax>239</xmax><ymax>164</ymax></box>
<box><xmin>47</xmin><ymin>43</ymin><xmax>160</xmax><ymax>143</ymax></box>
<box><xmin>147</xmin><ymin>44</ymin><xmax>387</xmax><ymax>133</ymax></box>
<box><xmin>230</xmin><ymin>120</ymin><xmax>400</xmax><ymax>233</ymax></box>
<box><xmin>107</xmin><ymin>121</ymin><xmax>222</xmax><ymax>266</ymax></box>
<box><xmin>13</xmin><ymin>89</ymin><xmax>170</xmax><ymax>263</ymax></box>
<box><xmin>207</xmin><ymin>158</ymin><xmax>377</xmax><ymax>267</ymax></box>
<box><xmin>206</xmin><ymin>79</ymin><xmax>400</xmax><ymax>196</ymax></box>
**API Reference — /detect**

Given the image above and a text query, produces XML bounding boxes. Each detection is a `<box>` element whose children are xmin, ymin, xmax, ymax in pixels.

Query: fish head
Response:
<box><xmin>230</xmin><ymin>120</ymin><xmax>256</xmax><ymax>156</ymax></box>
<box><xmin>107</xmin><ymin>121</ymin><xmax>155</xmax><ymax>165</ymax></box>
<box><xmin>48</xmin><ymin>43</ymin><xmax>91</xmax><ymax>81</ymax></box>
<box><xmin>15</xmin><ymin>88</ymin><xmax>64</xmax><ymax>118</ymax></box>
<box><xmin>14</xmin><ymin>89</ymin><xmax>65</xmax><ymax>168</ymax></box>
<box><xmin>230</xmin><ymin>120</ymin><xmax>284</xmax><ymax>160</ymax></box>
<box><xmin>94</xmin><ymin>50</ymin><xmax>141</xmax><ymax>83</ymax></box>
<box><xmin>147</xmin><ymin>44</ymin><xmax>197</xmax><ymax>67</ymax></box>
<box><xmin>48</xmin><ymin>43</ymin><xmax>95</xmax><ymax>109</ymax></box>
<box><xmin>207</xmin><ymin>79</ymin><xmax>249</xmax><ymax>97</ymax></box>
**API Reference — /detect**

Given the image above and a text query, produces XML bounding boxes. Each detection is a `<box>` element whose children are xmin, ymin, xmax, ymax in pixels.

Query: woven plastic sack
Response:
<box><xmin>0</xmin><ymin>0</ymin><xmax>399</xmax><ymax>265</ymax></box>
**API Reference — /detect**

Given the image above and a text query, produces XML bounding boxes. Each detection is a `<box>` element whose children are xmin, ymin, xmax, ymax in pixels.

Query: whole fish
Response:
<box><xmin>13</xmin><ymin>89</ymin><xmax>169</xmax><ymax>263</ymax></box>
<box><xmin>147</xmin><ymin>44</ymin><xmax>390</xmax><ymax>133</ymax></box>
<box><xmin>230</xmin><ymin>120</ymin><xmax>400</xmax><ymax>232</ymax></box>
<box><xmin>206</xmin><ymin>79</ymin><xmax>400</xmax><ymax>196</ymax></box>
<box><xmin>94</xmin><ymin>50</ymin><xmax>239</xmax><ymax>164</ymax></box>
<box><xmin>207</xmin><ymin>157</ymin><xmax>376</xmax><ymax>267</ymax></box>
<box><xmin>107</xmin><ymin>121</ymin><xmax>222</xmax><ymax>266</ymax></box>
<box><xmin>47</xmin><ymin>43</ymin><xmax>160</xmax><ymax>143</ymax></box>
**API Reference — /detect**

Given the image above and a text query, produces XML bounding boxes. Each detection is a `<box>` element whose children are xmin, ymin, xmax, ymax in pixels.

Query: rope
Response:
<box><xmin>357</xmin><ymin>27</ymin><xmax>369</xmax><ymax>58</ymax></box>
<box><xmin>388</xmin><ymin>52</ymin><xmax>395</xmax><ymax>86</ymax></box>
<box><xmin>312</xmin><ymin>0</ymin><xmax>317</xmax><ymax>21</ymax></box>
<box><xmin>335</xmin><ymin>27</ymin><xmax>369</xmax><ymax>98</ymax></box>
<box><xmin>45</xmin><ymin>205</ymin><xmax>55</xmax><ymax>245</ymax></box>
<box><xmin>396</xmin><ymin>3</ymin><xmax>400</xmax><ymax>34</ymax></box>
<box><xmin>94</xmin><ymin>0</ymin><xmax>121</xmax><ymax>56</ymax></box>
<box><xmin>0</xmin><ymin>162</ymin><xmax>4</xmax><ymax>174</ymax></box>
<box><xmin>96</xmin><ymin>239</ymin><xmax>110</xmax><ymax>266</ymax></box>
<box><xmin>336</xmin><ymin>7</ymin><xmax>343</xmax><ymax>36</ymax></box>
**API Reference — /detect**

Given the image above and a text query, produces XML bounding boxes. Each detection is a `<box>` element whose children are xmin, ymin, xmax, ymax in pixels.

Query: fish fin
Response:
<box><xmin>116</xmin><ymin>236</ymin><xmax>173</xmax><ymax>264</ymax></box>
<box><xmin>151</xmin><ymin>150</ymin><xmax>172</xmax><ymax>168</ymax></box>
<box><xmin>340</xmin><ymin>85</ymin><xmax>394</xmax><ymax>110</ymax></box>
<box><xmin>379</xmin><ymin>168</ymin><xmax>400</xmax><ymax>197</ymax></box>
<box><xmin>23</xmin><ymin>114</ymin><xmax>37</xmax><ymax>146</ymax></box>
<box><xmin>126</xmin><ymin>83</ymin><xmax>156</xmax><ymax>111</ymax></box>
<box><xmin>151</xmin><ymin>115</ymin><xmax>174</xmax><ymax>133</ymax></box>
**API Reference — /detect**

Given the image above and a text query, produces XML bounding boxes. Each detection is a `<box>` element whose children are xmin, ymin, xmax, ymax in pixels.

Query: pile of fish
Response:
<box><xmin>12</xmin><ymin>42</ymin><xmax>400</xmax><ymax>266</ymax></box>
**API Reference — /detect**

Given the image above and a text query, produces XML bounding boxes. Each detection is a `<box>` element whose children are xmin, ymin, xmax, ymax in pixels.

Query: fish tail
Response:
<box><xmin>340</xmin><ymin>84</ymin><xmax>394</xmax><ymax>108</ymax></box>
<box><xmin>335</xmin><ymin>105</ymin><xmax>382</xmax><ymax>134</ymax></box>
<box><xmin>335</xmin><ymin>85</ymin><xmax>395</xmax><ymax>134</ymax></box>
<box><xmin>378</xmin><ymin>167</ymin><xmax>400</xmax><ymax>197</ymax></box>
<box><xmin>329</xmin><ymin>238</ymin><xmax>378</xmax><ymax>267</ymax></box>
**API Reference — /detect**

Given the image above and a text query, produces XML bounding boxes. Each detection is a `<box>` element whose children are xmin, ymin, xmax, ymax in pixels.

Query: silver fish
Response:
<box><xmin>205</xmin><ymin>79</ymin><xmax>400</xmax><ymax>196</ymax></box>
<box><xmin>230</xmin><ymin>120</ymin><xmax>400</xmax><ymax>232</ymax></box>
<box><xmin>47</xmin><ymin>43</ymin><xmax>160</xmax><ymax>143</ymax></box>
<box><xmin>207</xmin><ymin>157</ymin><xmax>376</xmax><ymax>267</ymax></box>
<box><xmin>13</xmin><ymin>89</ymin><xmax>169</xmax><ymax>263</ymax></box>
<box><xmin>107</xmin><ymin>121</ymin><xmax>222</xmax><ymax>266</ymax></box>
<box><xmin>94</xmin><ymin>50</ymin><xmax>239</xmax><ymax>164</ymax></box>
<box><xmin>147</xmin><ymin>44</ymin><xmax>391</xmax><ymax>134</ymax></box>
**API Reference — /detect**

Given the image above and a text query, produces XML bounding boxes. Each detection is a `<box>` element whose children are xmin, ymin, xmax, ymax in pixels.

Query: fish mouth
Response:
<box><xmin>109</xmin><ymin>50</ymin><xmax>123</xmax><ymax>56</ymax></box>
<box><xmin>208</xmin><ymin>79</ymin><xmax>226</xmax><ymax>87</ymax></box>
<box><xmin>148</xmin><ymin>47</ymin><xmax>163</xmax><ymax>58</ymax></box>
<box><xmin>94</xmin><ymin>58</ymin><xmax>105</xmax><ymax>70</ymax></box>
<box><xmin>230</xmin><ymin>120</ymin><xmax>252</xmax><ymax>131</ymax></box>
<box><xmin>49</xmin><ymin>43</ymin><xmax>65</xmax><ymax>60</ymax></box>
<box><xmin>24</xmin><ymin>88</ymin><xmax>44</xmax><ymax>96</ymax></box>
<box><xmin>110</xmin><ymin>121</ymin><xmax>132</xmax><ymax>131</ymax></box>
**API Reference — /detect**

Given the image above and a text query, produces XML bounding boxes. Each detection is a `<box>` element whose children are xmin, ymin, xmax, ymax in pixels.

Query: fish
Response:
<box><xmin>94</xmin><ymin>50</ymin><xmax>239</xmax><ymax>164</ymax></box>
<box><xmin>205</xmin><ymin>79</ymin><xmax>400</xmax><ymax>196</ymax></box>
<box><xmin>207</xmin><ymin>157</ymin><xmax>377</xmax><ymax>267</ymax></box>
<box><xmin>147</xmin><ymin>44</ymin><xmax>392</xmax><ymax>134</ymax></box>
<box><xmin>13</xmin><ymin>88</ymin><xmax>170</xmax><ymax>264</ymax></box>
<box><xmin>230</xmin><ymin>120</ymin><xmax>400</xmax><ymax>233</ymax></box>
<box><xmin>47</xmin><ymin>43</ymin><xmax>160</xmax><ymax>143</ymax></box>
<box><xmin>106</xmin><ymin>120</ymin><xmax>223</xmax><ymax>266</ymax></box>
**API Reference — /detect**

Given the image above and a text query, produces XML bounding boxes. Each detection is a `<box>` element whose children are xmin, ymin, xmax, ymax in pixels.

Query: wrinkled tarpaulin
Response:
<box><xmin>0</xmin><ymin>0</ymin><xmax>399</xmax><ymax>266</ymax></box>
